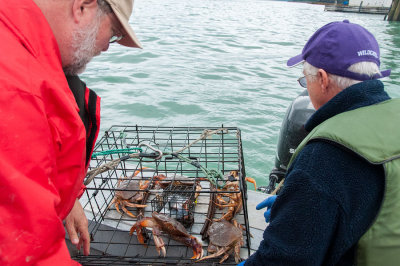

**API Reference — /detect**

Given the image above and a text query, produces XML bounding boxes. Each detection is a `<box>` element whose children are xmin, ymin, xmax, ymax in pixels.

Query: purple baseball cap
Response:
<box><xmin>287</xmin><ymin>20</ymin><xmax>391</xmax><ymax>81</ymax></box>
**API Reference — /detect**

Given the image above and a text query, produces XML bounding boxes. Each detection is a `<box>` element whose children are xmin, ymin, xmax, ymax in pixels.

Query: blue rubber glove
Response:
<box><xmin>237</xmin><ymin>260</ymin><xmax>246</xmax><ymax>266</ymax></box>
<box><xmin>256</xmin><ymin>195</ymin><xmax>277</xmax><ymax>223</ymax></box>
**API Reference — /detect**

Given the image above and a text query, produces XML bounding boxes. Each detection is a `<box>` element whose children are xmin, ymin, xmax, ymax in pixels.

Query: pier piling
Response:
<box><xmin>387</xmin><ymin>0</ymin><xmax>400</xmax><ymax>21</ymax></box>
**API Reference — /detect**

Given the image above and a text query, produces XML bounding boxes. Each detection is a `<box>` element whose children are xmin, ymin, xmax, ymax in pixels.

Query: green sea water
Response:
<box><xmin>81</xmin><ymin>0</ymin><xmax>400</xmax><ymax>188</ymax></box>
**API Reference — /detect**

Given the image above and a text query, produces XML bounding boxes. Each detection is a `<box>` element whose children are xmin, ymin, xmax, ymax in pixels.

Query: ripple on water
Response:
<box><xmin>101</xmin><ymin>75</ymin><xmax>132</xmax><ymax>84</ymax></box>
<box><xmin>159</xmin><ymin>101</ymin><xmax>206</xmax><ymax>115</ymax></box>
<box><xmin>131</xmin><ymin>73</ymin><xmax>150</xmax><ymax>79</ymax></box>
<box><xmin>196</xmin><ymin>73</ymin><xmax>244</xmax><ymax>81</ymax></box>
<box><xmin>119</xmin><ymin>103</ymin><xmax>168</xmax><ymax>119</ymax></box>
<box><xmin>83</xmin><ymin>0</ymin><xmax>400</xmax><ymax>187</ymax></box>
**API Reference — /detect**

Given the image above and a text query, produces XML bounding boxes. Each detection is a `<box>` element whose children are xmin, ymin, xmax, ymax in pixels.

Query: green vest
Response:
<box><xmin>289</xmin><ymin>99</ymin><xmax>400</xmax><ymax>266</ymax></box>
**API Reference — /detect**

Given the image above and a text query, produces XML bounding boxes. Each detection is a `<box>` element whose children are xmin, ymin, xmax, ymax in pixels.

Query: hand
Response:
<box><xmin>237</xmin><ymin>260</ymin><xmax>246</xmax><ymax>266</ymax></box>
<box><xmin>256</xmin><ymin>195</ymin><xmax>277</xmax><ymax>223</ymax></box>
<box><xmin>65</xmin><ymin>199</ymin><xmax>90</xmax><ymax>255</ymax></box>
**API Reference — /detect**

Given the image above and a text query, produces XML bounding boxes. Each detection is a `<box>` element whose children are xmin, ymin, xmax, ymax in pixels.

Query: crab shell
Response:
<box><xmin>208</xmin><ymin>219</ymin><xmax>242</xmax><ymax>247</ymax></box>
<box><xmin>115</xmin><ymin>176</ymin><xmax>144</xmax><ymax>200</ymax></box>
<box><xmin>152</xmin><ymin>212</ymin><xmax>190</xmax><ymax>237</ymax></box>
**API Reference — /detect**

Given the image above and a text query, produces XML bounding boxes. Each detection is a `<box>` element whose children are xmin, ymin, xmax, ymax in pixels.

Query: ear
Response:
<box><xmin>317</xmin><ymin>69</ymin><xmax>330</xmax><ymax>93</ymax></box>
<box><xmin>71</xmin><ymin>0</ymin><xmax>98</xmax><ymax>23</ymax></box>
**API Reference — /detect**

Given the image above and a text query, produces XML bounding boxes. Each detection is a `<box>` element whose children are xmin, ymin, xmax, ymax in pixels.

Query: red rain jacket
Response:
<box><xmin>0</xmin><ymin>0</ymin><xmax>100</xmax><ymax>264</ymax></box>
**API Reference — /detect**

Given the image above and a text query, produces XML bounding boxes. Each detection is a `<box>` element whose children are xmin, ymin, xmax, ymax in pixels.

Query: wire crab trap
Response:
<box><xmin>151</xmin><ymin>183</ymin><xmax>198</xmax><ymax>228</ymax></box>
<box><xmin>74</xmin><ymin>125</ymin><xmax>251</xmax><ymax>265</ymax></box>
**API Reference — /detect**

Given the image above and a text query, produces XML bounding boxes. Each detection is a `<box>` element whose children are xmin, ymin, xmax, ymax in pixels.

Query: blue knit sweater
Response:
<box><xmin>245</xmin><ymin>80</ymin><xmax>390</xmax><ymax>266</ymax></box>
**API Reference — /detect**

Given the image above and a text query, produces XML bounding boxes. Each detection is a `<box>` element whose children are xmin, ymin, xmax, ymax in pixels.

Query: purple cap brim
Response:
<box><xmin>287</xmin><ymin>54</ymin><xmax>304</xmax><ymax>67</ymax></box>
<box><xmin>380</xmin><ymin>69</ymin><xmax>391</xmax><ymax>78</ymax></box>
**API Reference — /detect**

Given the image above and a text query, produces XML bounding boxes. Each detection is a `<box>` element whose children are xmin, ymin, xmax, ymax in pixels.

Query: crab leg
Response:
<box><xmin>194</xmin><ymin>184</ymin><xmax>202</xmax><ymax>199</ymax></box>
<box><xmin>188</xmin><ymin>236</ymin><xmax>203</xmax><ymax>259</ymax></box>
<box><xmin>130</xmin><ymin>218</ymin><xmax>167</xmax><ymax>256</ymax></box>
<box><xmin>217</xmin><ymin>193</ymin><xmax>239</xmax><ymax>199</ymax></box>
<box><xmin>215</xmin><ymin>195</ymin><xmax>229</xmax><ymax>207</ymax></box>
<box><xmin>196</xmin><ymin>246</ymin><xmax>230</xmax><ymax>262</ymax></box>
<box><xmin>219</xmin><ymin>253</ymin><xmax>230</xmax><ymax>263</ymax></box>
<box><xmin>106</xmin><ymin>198</ymin><xmax>119</xmax><ymax>213</ymax></box>
<box><xmin>121</xmin><ymin>204</ymin><xmax>137</xmax><ymax>218</ymax></box>
<box><xmin>170</xmin><ymin>235</ymin><xmax>203</xmax><ymax>259</ymax></box>
<box><xmin>124</xmin><ymin>202</ymin><xmax>147</xmax><ymax>208</ymax></box>
<box><xmin>130</xmin><ymin>225</ymin><xmax>147</xmax><ymax>246</ymax></box>
<box><xmin>214</xmin><ymin>201</ymin><xmax>237</xmax><ymax>208</ymax></box>
<box><xmin>245</xmin><ymin>177</ymin><xmax>257</xmax><ymax>190</ymax></box>
<box><xmin>232</xmin><ymin>219</ymin><xmax>253</xmax><ymax>237</ymax></box>
<box><xmin>114</xmin><ymin>202</ymin><xmax>122</xmax><ymax>214</ymax></box>
<box><xmin>214</xmin><ymin>211</ymin><xmax>234</xmax><ymax>222</ymax></box>
<box><xmin>234</xmin><ymin>242</ymin><xmax>241</xmax><ymax>263</ymax></box>
<box><xmin>130</xmin><ymin>218</ymin><xmax>155</xmax><ymax>244</ymax></box>
<box><xmin>152</xmin><ymin>233</ymin><xmax>166</xmax><ymax>257</ymax></box>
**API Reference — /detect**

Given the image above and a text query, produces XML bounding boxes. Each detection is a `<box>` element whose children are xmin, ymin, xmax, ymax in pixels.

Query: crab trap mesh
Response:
<box><xmin>74</xmin><ymin>126</ymin><xmax>251</xmax><ymax>265</ymax></box>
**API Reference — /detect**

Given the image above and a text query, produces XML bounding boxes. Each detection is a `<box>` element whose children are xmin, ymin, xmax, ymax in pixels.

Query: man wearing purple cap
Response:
<box><xmin>241</xmin><ymin>20</ymin><xmax>400</xmax><ymax>265</ymax></box>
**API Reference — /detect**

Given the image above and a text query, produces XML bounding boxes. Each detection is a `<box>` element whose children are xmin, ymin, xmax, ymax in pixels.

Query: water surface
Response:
<box><xmin>82</xmin><ymin>0</ymin><xmax>400</xmax><ymax>187</ymax></box>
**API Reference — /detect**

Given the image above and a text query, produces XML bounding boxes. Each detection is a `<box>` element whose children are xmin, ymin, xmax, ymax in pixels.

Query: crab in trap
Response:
<box><xmin>213</xmin><ymin>170</ymin><xmax>256</xmax><ymax>222</ymax></box>
<box><xmin>129</xmin><ymin>212</ymin><xmax>203</xmax><ymax>259</ymax></box>
<box><xmin>197</xmin><ymin>219</ymin><xmax>244</xmax><ymax>263</ymax></box>
<box><xmin>109</xmin><ymin>173</ymin><xmax>167</xmax><ymax>218</ymax></box>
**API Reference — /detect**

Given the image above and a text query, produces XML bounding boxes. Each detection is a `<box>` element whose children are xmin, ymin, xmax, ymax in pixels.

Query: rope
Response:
<box><xmin>84</xmin><ymin>153</ymin><xmax>140</xmax><ymax>185</ymax></box>
<box><xmin>165</xmin><ymin>128</ymin><xmax>228</xmax><ymax>188</ymax></box>
<box><xmin>84</xmin><ymin>128</ymin><xmax>228</xmax><ymax>186</ymax></box>
<box><xmin>169</xmin><ymin>152</ymin><xmax>225</xmax><ymax>188</ymax></box>
<box><xmin>271</xmin><ymin>178</ymin><xmax>285</xmax><ymax>195</ymax></box>
<box><xmin>175</xmin><ymin>128</ymin><xmax>228</xmax><ymax>154</ymax></box>
<box><xmin>91</xmin><ymin>148</ymin><xmax>142</xmax><ymax>158</ymax></box>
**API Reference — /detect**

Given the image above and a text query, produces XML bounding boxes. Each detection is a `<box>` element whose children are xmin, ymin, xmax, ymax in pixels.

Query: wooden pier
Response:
<box><xmin>325</xmin><ymin>4</ymin><xmax>390</xmax><ymax>14</ymax></box>
<box><xmin>387</xmin><ymin>0</ymin><xmax>400</xmax><ymax>20</ymax></box>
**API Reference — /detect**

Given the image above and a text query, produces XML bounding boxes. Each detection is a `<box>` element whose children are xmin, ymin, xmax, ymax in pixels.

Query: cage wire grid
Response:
<box><xmin>75</xmin><ymin>125</ymin><xmax>251</xmax><ymax>265</ymax></box>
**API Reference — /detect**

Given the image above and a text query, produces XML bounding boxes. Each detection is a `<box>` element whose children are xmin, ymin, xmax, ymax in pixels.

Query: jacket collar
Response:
<box><xmin>305</xmin><ymin>80</ymin><xmax>391</xmax><ymax>132</ymax></box>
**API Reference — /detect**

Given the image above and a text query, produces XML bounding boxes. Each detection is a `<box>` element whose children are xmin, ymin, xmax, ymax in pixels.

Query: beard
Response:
<box><xmin>63</xmin><ymin>13</ymin><xmax>102</xmax><ymax>76</ymax></box>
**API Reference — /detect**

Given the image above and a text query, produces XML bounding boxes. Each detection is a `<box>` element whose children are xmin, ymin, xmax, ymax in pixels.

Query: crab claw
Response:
<box><xmin>133</xmin><ymin>167</ymin><xmax>149</xmax><ymax>177</ymax></box>
<box><xmin>152</xmin><ymin>235</ymin><xmax>166</xmax><ymax>257</ymax></box>
<box><xmin>189</xmin><ymin>236</ymin><xmax>203</xmax><ymax>259</ymax></box>
<box><xmin>130</xmin><ymin>226</ymin><xmax>145</xmax><ymax>246</ymax></box>
<box><xmin>196</xmin><ymin>247</ymin><xmax>228</xmax><ymax>262</ymax></box>
<box><xmin>245</xmin><ymin>176</ymin><xmax>257</xmax><ymax>190</ymax></box>
<box><xmin>129</xmin><ymin>223</ymin><xmax>138</xmax><ymax>236</ymax></box>
<box><xmin>130</xmin><ymin>219</ymin><xmax>153</xmax><ymax>246</ymax></box>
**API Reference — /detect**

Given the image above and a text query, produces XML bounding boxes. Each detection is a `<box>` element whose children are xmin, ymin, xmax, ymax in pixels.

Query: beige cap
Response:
<box><xmin>105</xmin><ymin>0</ymin><xmax>142</xmax><ymax>48</ymax></box>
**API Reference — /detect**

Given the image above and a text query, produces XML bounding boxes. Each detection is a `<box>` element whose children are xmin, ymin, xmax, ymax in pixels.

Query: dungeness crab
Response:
<box><xmin>214</xmin><ymin>171</ymin><xmax>244</xmax><ymax>222</ymax></box>
<box><xmin>129</xmin><ymin>212</ymin><xmax>203</xmax><ymax>259</ymax></box>
<box><xmin>109</xmin><ymin>174</ymin><xmax>166</xmax><ymax>218</ymax></box>
<box><xmin>197</xmin><ymin>219</ymin><xmax>243</xmax><ymax>263</ymax></box>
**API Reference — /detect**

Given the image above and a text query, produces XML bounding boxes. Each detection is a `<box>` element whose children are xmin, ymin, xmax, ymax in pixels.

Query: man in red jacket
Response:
<box><xmin>0</xmin><ymin>0</ymin><xmax>141</xmax><ymax>265</ymax></box>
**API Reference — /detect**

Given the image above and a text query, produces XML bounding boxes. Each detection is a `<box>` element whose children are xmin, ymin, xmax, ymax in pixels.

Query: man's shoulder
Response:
<box><xmin>290</xmin><ymin>139</ymin><xmax>384</xmax><ymax>205</ymax></box>
<box><xmin>292</xmin><ymin>139</ymin><xmax>380</xmax><ymax>182</ymax></box>
<box><xmin>0</xmin><ymin>0</ymin><xmax>59</xmax><ymax>62</ymax></box>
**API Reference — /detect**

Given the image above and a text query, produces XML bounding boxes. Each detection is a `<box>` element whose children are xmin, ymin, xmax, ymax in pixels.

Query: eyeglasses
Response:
<box><xmin>297</xmin><ymin>74</ymin><xmax>316</xmax><ymax>88</ymax></box>
<box><xmin>297</xmin><ymin>76</ymin><xmax>307</xmax><ymax>88</ymax></box>
<box><xmin>108</xmin><ymin>12</ymin><xmax>124</xmax><ymax>44</ymax></box>
<box><xmin>109</xmin><ymin>34</ymin><xmax>123</xmax><ymax>44</ymax></box>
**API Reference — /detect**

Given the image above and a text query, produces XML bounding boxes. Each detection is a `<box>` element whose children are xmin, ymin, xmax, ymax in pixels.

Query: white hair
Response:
<box><xmin>97</xmin><ymin>0</ymin><xmax>112</xmax><ymax>14</ymax></box>
<box><xmin>303</xmin><ymin>61</ymin><xmax>382</xmax><ymax>91</ymax></box>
